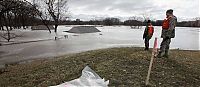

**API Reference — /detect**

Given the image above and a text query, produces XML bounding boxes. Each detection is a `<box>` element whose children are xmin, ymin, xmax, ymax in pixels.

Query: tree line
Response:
<box><xmin>0</xmin><ymin>0</ymin><xmax>199</xmax><ymax>29</ymax></box>
<box><xmin>61</xmin><ymin>18</ymin><xmax>200</xmax><ymax>28</ymax></box>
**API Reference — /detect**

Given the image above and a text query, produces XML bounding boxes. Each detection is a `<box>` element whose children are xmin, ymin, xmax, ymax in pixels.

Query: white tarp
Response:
<box><xmin>50</xmin><ymin>66</ymin><xmax>109</xmax><ymax>87</ymax></box>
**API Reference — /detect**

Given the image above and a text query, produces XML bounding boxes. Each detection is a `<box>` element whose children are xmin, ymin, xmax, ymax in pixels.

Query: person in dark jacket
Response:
<box><xmin>143</xmin><ymin>20</ymin><xmax>154</xmax><ymax>50</ymax></box>
<box><xmin>157</xmin><ymin>9</ymin><xmax>177</xmax><ymax>58</ymax></box>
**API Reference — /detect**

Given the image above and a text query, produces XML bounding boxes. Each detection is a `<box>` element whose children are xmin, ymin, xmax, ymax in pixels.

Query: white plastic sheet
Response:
<box><xmin>50</xmin><ymin>66</ymin><xmax>109</xmax><ymax>87</ymax></box>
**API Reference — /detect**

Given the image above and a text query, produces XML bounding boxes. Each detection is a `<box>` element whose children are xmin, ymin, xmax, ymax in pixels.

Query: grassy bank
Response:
<box><xmin>0</xmin><ymin>47</ymin><xmax>200</xmax><ymax>87</ymax></box>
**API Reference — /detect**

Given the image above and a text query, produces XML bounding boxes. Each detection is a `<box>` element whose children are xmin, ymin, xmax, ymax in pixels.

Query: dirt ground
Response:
<box><xmin>0</xmin><ymin>47</ymin><xmax>200</xmax><ymax>87</ymax></box>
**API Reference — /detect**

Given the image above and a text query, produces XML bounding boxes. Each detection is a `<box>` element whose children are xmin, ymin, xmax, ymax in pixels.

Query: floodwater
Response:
<box><xmin>0</xmin><ymin>26</ymin><xmax>199</xmax><ymax>66</ymax></box>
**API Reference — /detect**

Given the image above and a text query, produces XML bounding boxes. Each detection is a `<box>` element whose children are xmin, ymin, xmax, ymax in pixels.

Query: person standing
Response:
<box><xmin>143</xmin><ymin>20</ymin><xmax>154</xmax><ymax>50</ymax></box>
<box><xmin>157</xmin><ymin>9</ymin><xmax>177</xmax><ymax>58</ymax></box>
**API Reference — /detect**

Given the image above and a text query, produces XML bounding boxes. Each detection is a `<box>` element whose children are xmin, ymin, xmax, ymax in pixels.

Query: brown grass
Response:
<box><xmin>0</xmin><ymin>47</ymin><xmax>200</xmax><ymax>87</ymax></box>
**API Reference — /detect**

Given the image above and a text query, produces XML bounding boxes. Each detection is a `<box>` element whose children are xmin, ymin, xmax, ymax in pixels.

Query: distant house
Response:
<box><xmin>65</xmin><ymin>26</ymin><xmax>101</xmax><ymax>33</ymax></box>
<box><xmin>31</xmin><ymin>25</ymin><xmax>54</xmax><ymax>30</ymax></box>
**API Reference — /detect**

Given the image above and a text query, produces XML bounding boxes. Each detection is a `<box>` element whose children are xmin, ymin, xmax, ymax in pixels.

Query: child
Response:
<box><xmin>143</xmin><ymin>20</ymin><xmax>154</xmax><ymax>50</ymax></box>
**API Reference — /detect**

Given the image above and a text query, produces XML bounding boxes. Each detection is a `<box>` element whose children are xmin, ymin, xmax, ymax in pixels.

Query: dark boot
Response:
<box><xmin>157</xmin><ymin>51</ymin><xmax>163</xmax><ymax>58</ymax></box>
<box><xmin>144</xmin><ymin>38</ymin><xmax>149</xmax><ymax>51</ymax></box>
<box><xmin>163</xmin><ymin>50</ymin><xmax>169</xmax><ymax>58</ymax></box>
<box><xmin>144</xmin><ymin>47</ymin><xmax>149</xmax><ymax>51</ymax></box>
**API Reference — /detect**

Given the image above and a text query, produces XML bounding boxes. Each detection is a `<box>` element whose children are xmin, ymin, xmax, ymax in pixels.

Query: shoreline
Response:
<box><xmin>0</xmin><ymin>47</ymin><xmax>199</xmax><ymax>69</ymax></box>
<box><xmin>0</xmin><ymin>47</ymin><xmax>200</xmax><ymax>86</ymax></box>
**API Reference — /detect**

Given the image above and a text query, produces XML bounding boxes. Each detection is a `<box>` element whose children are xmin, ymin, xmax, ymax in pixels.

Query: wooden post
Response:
<box><xmin>145</xmin><ymin>37</ymin><xmax>158</xmax><ymax>85</ymax></box>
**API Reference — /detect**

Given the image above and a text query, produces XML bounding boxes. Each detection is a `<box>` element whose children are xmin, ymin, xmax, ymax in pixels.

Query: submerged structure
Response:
<box><xmin>66</xmin><ymin>26</ymin><xmax>101</xmax><ymax>33</ymax></box>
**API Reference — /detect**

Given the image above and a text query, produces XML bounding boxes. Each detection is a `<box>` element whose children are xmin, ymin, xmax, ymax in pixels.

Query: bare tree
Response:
<box><xmin>44</xmin><ymin>0</ymin><xmax>68</xmax><ymax>33</ymax></box>
<box><xmin>23</xmin><ymin>0</ymin><xmax>52</xmax><ymax>33</ymax></box>
<box><xmin>0</xmin><ymin>0</ymin><xmax>41</xmax><ymax>42</ymax></box>
<box><xmin>0</xmin><ymin>0</ymin><xmax>22</xmax><ymax>42</ymax></box>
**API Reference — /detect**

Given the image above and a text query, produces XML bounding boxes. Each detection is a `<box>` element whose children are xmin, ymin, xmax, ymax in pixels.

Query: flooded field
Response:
<box><xmin>0</xmin><ymin>26</ymin><xmax>199</xmax><ymax>65</ymax></box>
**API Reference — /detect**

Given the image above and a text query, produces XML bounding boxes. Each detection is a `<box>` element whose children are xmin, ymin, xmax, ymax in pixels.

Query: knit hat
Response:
<box><xmin>166</xmin><ymin>9</ymin><xmax>173</xmax><ymax>14</ymax></box>
<box><xmin>147</xmin><ymin>20</ymin><xmax>151</xmax><ymax>23</ymax></box>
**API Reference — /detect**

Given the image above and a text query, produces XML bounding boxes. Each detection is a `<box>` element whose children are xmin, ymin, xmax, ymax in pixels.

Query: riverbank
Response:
<box><xmin>0</xmin><ymin>47</ymin><xmax>200</xmax><ymax>86</ymax></box>
<box><xmin>0</xmin><ymin>26</ymin><xmax>199</xmax><ymax>67</ymax></box>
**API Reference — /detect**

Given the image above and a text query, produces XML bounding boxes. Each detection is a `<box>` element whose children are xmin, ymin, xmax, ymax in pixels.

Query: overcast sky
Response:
<box><xmin>67</xmin><ymin>0</ymin><xmax>199</xmax><ymax>21</ymax></box>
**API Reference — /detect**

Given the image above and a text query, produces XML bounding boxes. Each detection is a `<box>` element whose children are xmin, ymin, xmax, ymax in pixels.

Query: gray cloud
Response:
<box><xmin>68</xmin><ymin>0</ymin><xmax>199</xmax><ymax>21</ymax></box>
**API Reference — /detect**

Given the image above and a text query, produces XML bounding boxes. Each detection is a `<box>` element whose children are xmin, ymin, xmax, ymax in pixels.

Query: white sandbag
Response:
<box><xmin>50</xmin><ymin>66</ymin><xmax>109</xmax><ymax>87</ymax></box>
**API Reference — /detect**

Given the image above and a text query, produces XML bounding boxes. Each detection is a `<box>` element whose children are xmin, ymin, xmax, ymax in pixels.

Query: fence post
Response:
<box><xmin>145</xmin><ymin>37</ymin><xmax>158</xmax><ymax>85</ymax></box>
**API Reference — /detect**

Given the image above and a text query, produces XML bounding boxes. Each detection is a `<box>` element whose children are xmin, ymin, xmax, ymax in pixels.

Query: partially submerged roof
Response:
<box><xmin>65</xmin><ymin>26</ymin><xmax>101</xmax><ymax>33</ymax></box>
<box><xmin>31</xmin><ymin>25</ymin><xmax>54</xmax><ymax>30</ymax></box>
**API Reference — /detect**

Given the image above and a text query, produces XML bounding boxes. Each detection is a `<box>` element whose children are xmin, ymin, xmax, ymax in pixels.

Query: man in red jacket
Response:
<box><xmin>157</xmin><ymin>9</ymin><xmax>177</xmax><ymax>58</ymax></box>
